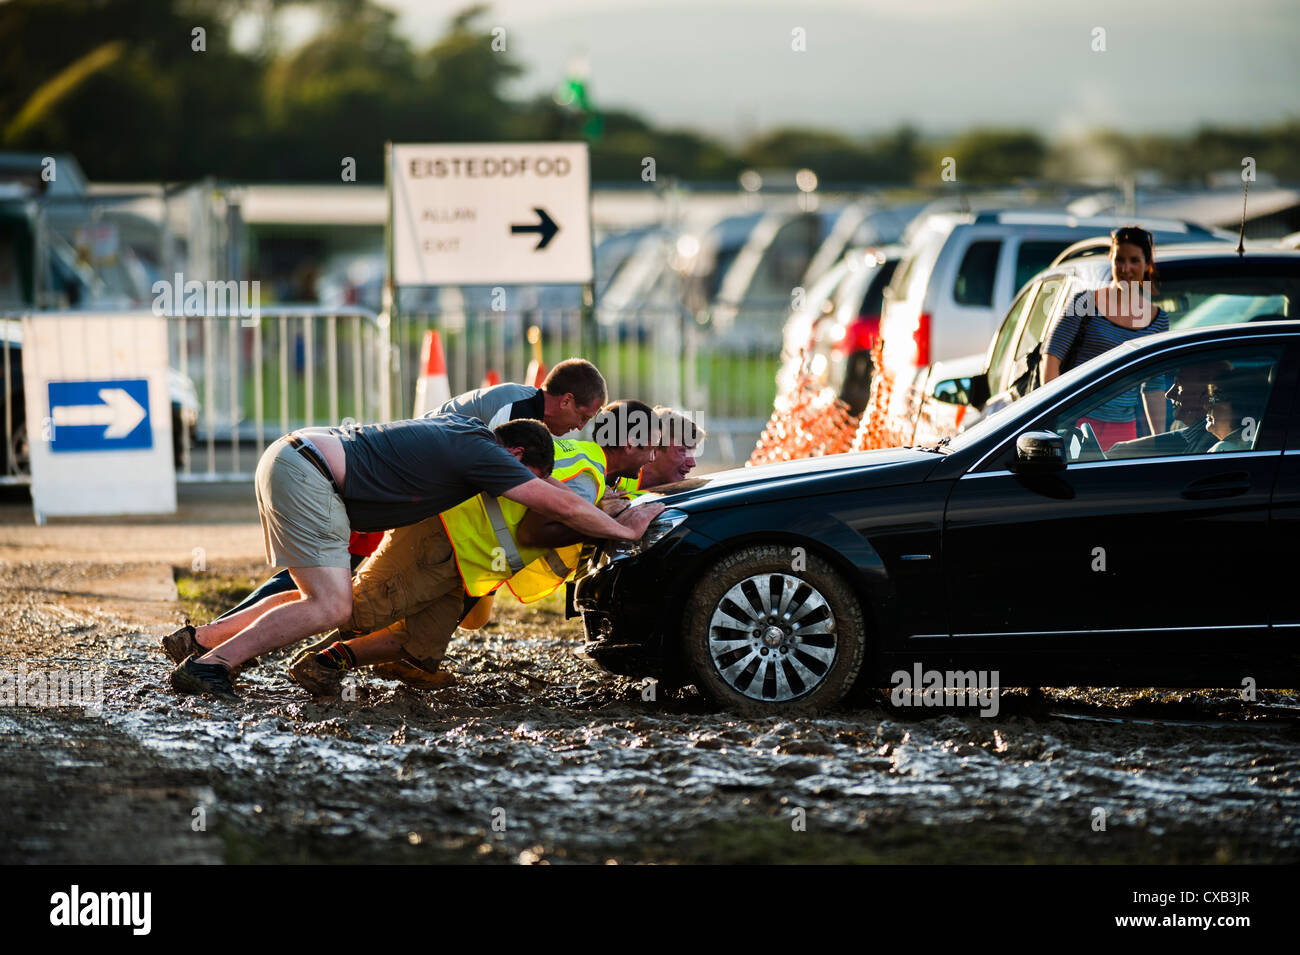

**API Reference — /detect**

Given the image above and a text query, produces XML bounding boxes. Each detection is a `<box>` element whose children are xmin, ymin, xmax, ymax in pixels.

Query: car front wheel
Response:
<box><xmin>681</xmin><ymin>544</ymin><xmax>866</xmax><ymax>715</ymax></box>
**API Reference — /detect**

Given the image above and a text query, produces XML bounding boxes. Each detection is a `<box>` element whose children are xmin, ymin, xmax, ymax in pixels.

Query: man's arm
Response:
<box><xmin>503</xmin><ymin>478</ymin><xmax>663</xmax><ymax>541</ymax></box>
<box><xmin>518</xmin><ymin>499</ymin><xmax>639</xmax><ymax>548</ymax></box>
<box><xmin>1141</xmin><ymin>387</ymin><xmax>1167</xmax><ymax>435</ymax></box>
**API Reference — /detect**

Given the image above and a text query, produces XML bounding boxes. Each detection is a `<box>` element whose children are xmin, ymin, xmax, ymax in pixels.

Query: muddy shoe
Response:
<box><xmin>162</xmin><ymin>626</ymin><xmax>258</xmax><ymax>677</ymax></box>
<box><xmin>287</xmin><ymin>631</ymin><xmax>341</xmax><ymax>672</ymax></box>
<box><xmin>161</xmin><ymin>624</ymin><xmax>203</xmax><ymax>664</ymax></box>
<box><xmin>371</xmin><ymin>660</ymin><xmax>457</xmax><ymax>691</ymax></box>
<box><xmin>170</xmin><ymin>654</ymin><xmax>239</xmax><ymax>700</ymax></box>
<box><xmin>287</xmin><ymin>653</ymin><xmax>344</xmax><ymax>698</ymax></box>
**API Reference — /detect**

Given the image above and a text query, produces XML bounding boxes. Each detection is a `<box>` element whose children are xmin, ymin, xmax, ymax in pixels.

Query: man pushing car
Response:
<box><xmin>166</xmin><ymin>412</ymin><xmax>662</xmax><ymax>699</ymax></box>
<box><xmin>283</xmin><ymin>400</ymin><xmax>662</xmax><ymax>696</ymax></box>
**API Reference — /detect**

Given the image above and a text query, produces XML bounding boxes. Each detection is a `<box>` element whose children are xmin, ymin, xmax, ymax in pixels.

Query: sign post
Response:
<box><xmin>22</xmin><ymin>312</ymin><xmax>176</xmax><ymax>522</ymax></box>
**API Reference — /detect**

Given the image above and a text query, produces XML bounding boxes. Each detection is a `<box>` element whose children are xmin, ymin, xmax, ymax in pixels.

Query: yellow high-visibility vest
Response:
<box><xmin>505</xmin><ymin>440</ymin><xmax>607</xmax><ymax>602</ymax></box>
<box><xmin>613</xmin><ymin>473</ymin><xmax>649</xmax><ymax>498</ymax></box>
<box><xmin>441</xmin><ymin>439</ymin><xmax>607</xmax><ymax>602</ymax></box>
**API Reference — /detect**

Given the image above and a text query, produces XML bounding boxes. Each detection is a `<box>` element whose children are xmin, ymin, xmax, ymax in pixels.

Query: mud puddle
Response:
<box><xmin>1</xmin><ymin>558</ymin><xmax>1297</xmax><ymax>864</ymax></box>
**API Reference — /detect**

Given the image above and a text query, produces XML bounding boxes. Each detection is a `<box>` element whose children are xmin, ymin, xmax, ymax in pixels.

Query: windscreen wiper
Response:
<box><xmin>912</xmin><ymin>436</ymin><xmax>952</xmax><ymax>453</ymax></box>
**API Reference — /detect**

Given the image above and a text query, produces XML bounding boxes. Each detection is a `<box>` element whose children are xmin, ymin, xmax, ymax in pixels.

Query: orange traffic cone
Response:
<box><xmin>413</xmin><ymin>330</ymin><xmax>452</xmax><ymax>416</ymax></box>
<box><xmin>525</xmin><ymin>325</ymin><xmax>547</xmax><ymax>388</ymax></box>
<box><xmin>481</xmin><ymin>369</ymin><xmax>501</xmax><ymax>389</ymax></box>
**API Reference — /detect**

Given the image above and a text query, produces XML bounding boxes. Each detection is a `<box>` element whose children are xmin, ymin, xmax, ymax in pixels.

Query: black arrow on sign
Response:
<box><xmin>510</xmin><ymin>208</ymin><xmax>559</xmax><ymax>250</ymax></box>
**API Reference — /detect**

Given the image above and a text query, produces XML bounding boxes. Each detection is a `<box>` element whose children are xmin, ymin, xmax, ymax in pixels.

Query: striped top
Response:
<box><xmin>437</xmin><ymin>383</ymin><xmax>544</xmax><ymax>430</ymax></box>
<box><xmin>1044</xmin><ymin>291</ymin><xmax>1167</xmax><ymax>422</ymax></box>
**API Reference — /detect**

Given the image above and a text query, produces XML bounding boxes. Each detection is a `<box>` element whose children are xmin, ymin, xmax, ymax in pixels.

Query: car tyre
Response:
<box><xmin>681</xmin><ymin>544</ymin><xmax>866</xmax><ymax>716</ymax></box>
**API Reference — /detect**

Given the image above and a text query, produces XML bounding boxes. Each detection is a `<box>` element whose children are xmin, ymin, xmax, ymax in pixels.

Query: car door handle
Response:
<box><xmin>1181</xmin><ymin>472</ymin><xmax>1251</xmax><ymax>500</ymax></box>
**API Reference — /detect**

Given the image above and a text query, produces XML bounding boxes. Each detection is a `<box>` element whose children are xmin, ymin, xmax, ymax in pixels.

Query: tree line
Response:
<box><xmin>2</xmin><ymin>0</ymin><xmax>1296</xmax><ymax>187</ymax></box>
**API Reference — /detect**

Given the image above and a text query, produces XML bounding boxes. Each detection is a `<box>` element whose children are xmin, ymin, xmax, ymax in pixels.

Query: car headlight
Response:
<box><xmin>642</xmin><ymin>507</ymin><xmax>689</xmax><ymax>549</ymax></box>
<box><xmin>600</xmin><ymin>507</ymin><xmax>689</xmax><ymax>566</ymax></box>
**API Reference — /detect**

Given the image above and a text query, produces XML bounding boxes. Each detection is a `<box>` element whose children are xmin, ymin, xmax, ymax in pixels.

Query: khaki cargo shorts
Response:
<box><xmin>343</xmin><ymin>515</ymin><xmax>465</xmax><ymax>662</ymax></box>
<box><xmin>254</xmin><ymin>437</ymin><xmax>352</xmax><ymax>569</ymax></box>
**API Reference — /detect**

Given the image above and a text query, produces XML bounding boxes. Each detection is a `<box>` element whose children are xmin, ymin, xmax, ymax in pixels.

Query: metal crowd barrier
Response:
<box><xmin>173</xmin><ymin>306</ymin><xmax>391</xmax><ymax>481</ymax></box>
<box><xmin>1</xmin><ymin>302</ymin><xmax>785</xmax><ymax>484</ymax></box>
<box><xmin>0</xmin><ymin>306</ymin><xmax>391</xmax><ymax>485</ymax></box>
<box><xmin>393</xmin><ymin>305</ymin><xmax>783</xmax><ymax>469</ymax></box>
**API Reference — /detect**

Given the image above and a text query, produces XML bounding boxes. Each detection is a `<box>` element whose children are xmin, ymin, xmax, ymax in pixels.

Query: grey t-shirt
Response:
<box><xmin>337</xmin><ymin>414</ymin><xmax>535</xmax><ymax>532</ymax></box>
<box><xmin>437</xmin><ymin>383</ymin><xmax>544</xmax><ymax>429</ymax></box>
<box><xmin>566</xmin><ymin>471</ymin><xmax>601</xmax><ymax>505</ymax></box>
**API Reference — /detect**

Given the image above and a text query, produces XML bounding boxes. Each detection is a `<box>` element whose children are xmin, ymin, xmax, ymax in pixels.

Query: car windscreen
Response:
<box><xmin>985</xmin><ymin>281</ymin><xmax>1037</xmax><ymax>395</ymax></box>
<box><xmin>1013</xmin><ymin>275</ymin><xmax>1076</xmax><ymax>364</ymax></box>
<box><xmin>945</xmin><ymin>337</ymin><xmax>1137</xmax><ymax>453</ymax></box>
<box><xmin>1023</xmin><ymin>263</ymin><xmax>1297</xmax><ymax>377</ymax></box>
<box><xmin>887</xmin><ymin>226</ymin><xmax>945</xmax><ymax>305</ymax></box>
<box><xmin>853</xmin><ymin>258</ymin><xmax>898</xmax><ymax>317</ymax></box>
<box><xmin>1014</xmin><ymin>240</ymin><xmax>1074</xmax><ymax>294</ymax></box>
<box><xmin>1157</xmin><ymin>270</ymin><xmax>1297</xmax><ymax>328</ymax></box>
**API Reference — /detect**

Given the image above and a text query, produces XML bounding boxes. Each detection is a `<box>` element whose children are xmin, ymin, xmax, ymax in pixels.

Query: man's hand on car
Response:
<box><xmin>619</xmin><ymin>501</ymin><xmax>665</xmax><ymax>538</ymax></box>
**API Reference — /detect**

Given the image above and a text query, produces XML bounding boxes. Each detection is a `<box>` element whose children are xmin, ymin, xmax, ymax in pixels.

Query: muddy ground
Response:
<box><xmin>1</xmin><ymin>487</ymin><xmax>1297</xmax><ymax>864</ymax></box>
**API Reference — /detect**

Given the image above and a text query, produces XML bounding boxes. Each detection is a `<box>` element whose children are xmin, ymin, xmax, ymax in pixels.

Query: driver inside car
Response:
<box><xmin>1206</xmin><ymin>368</ymin><xmax>1271</xmax><ymax>452</ymax></box>
<box><xmin>1105</xmin><ymin>359</ymin><xmax>1230</xmax><ymax>459</ymax></box>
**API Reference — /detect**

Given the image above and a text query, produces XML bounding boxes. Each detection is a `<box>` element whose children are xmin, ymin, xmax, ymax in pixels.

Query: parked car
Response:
<box><xmin>793</xmin><ymin>200</ymin><xmax>925</xmax><ymax>299</ymax></box>
<box><xmin>574</xmin><ymin>321</ymin><xmax>1300</xmax><ymax>713</ymax></box>
<box><xmin>877</xmin><ymin>210</ymin><xmax>1230</xmax><ymax>380</ymax></box>
<box><xmin>598</xmin><ymin>212</ymin><xmax>760</xmax><ymax>337</ymax></box>
<box><xmin>927</xmin><ymin>244</ymin><xmax>1300</xmax><ymax>431</ymax></box>
<box><xmin>775</xmin><ymin>253</ymin><xmax>857</xmax><ymax>397</ymax></box>
<box><xmin>709</xmin><ymin>206</ymin><xmax>843</xmax><ymax>345</ymax></box>
<box><xmin>777</xmin><ymin>246</ymin><xmax>901</xmax><ymax>415</ymax></box>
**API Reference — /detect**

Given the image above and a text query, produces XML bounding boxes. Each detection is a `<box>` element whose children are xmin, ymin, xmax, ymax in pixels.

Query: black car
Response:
<box><xmin>575</xmin><ymin>321</ymin><xmax>1300</xmax><ymax>713</ymax></box>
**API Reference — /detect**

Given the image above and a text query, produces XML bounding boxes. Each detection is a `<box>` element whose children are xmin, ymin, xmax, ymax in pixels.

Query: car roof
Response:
<box><xmin>1149</xmin><ymin>242</ymin><xmax>1300</xmax><ymax>262</ymax></box>
<box><xmin>1048</xmin><ymin>240</ymin><xmax>1300</xmax><ymax>273</ymax></box>
<box><xmin>1053</xmin><ymin>237</ymin><xmax>1297</xmax><ymax>264</ymax></box>
<box><xmin>969</xmin><ymin>210</ymin><xmax>1221</xmax><ymax>234</ymax></box>
<box><xmin>1121</xmin><ymin>318</ymin><xmax>1300</xmax><ymax>354</ymax></box>
<box><xmin>911</xmin><ymin>208</ymin><xmax>1221</xmax><ymax>236</ymax></box>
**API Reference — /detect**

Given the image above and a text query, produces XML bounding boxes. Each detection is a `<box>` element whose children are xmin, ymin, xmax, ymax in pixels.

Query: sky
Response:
<box><xmin>276</xmin><ymin>0</ymin><xmax>1300</xmax><ymax>143</ymax></box>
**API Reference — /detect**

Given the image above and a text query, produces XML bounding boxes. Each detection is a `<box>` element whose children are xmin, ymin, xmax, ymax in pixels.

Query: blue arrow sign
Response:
<box><xmin>48</xmin><ymin>378</ymin><xmax>152</xmax><ymax>452</ymax></box>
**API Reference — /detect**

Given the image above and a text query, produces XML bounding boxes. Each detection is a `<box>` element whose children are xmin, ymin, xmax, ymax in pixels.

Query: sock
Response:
<box><xmin>316</xmin><ymin>642</ymin><xmax>357</xmax><ymax>671</ymax></box>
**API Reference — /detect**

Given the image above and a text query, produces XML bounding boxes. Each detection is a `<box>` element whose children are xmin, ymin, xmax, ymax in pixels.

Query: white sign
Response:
<box><xmin>22</xmin><ymin>312</ymin><xmax>176</xmax><ymax>522</ymax></box>
<box><xmin>391</xmin><ymin>142</ymin><xmax>593</xmax><ymax>286</ymax></box>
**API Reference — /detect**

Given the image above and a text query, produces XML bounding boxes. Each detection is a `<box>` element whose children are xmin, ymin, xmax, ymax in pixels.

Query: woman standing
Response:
<box><xmin>1042</xmin><ymin>226</ymin><xmax>1168</xmax><ymax>449</ymax></box>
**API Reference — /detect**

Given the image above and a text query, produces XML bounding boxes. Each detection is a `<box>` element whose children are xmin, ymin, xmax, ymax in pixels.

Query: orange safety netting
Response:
<box><xmin>747</xmin><ymin>373</ymin><xmax>859</xmax><ymax>465</ymax></box>
<box><xmin>748</xmin><ymin>343</ymin><xmax>932</xmax><ymax>465</ymax></box>
<box><xmin>851</xmin><ymin>341</ymin><xmax>933</xmax><ymax>451</ymax></box>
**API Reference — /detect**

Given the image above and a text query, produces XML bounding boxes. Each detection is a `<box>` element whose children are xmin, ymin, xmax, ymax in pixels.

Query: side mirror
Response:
<box><xmin>931</xmin><ymin>377</ymin><xmax>972</xmax><ymax>406</ymax></box>
<box><xmin>1013</xmin><ymin>430</ymin><xmax>1066</xmax><ymax>474</ymax></box>
<box><xmin>931</xmin><ymin>372</ymin><xmax>989</xmax><ymax>409</ymax></box>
